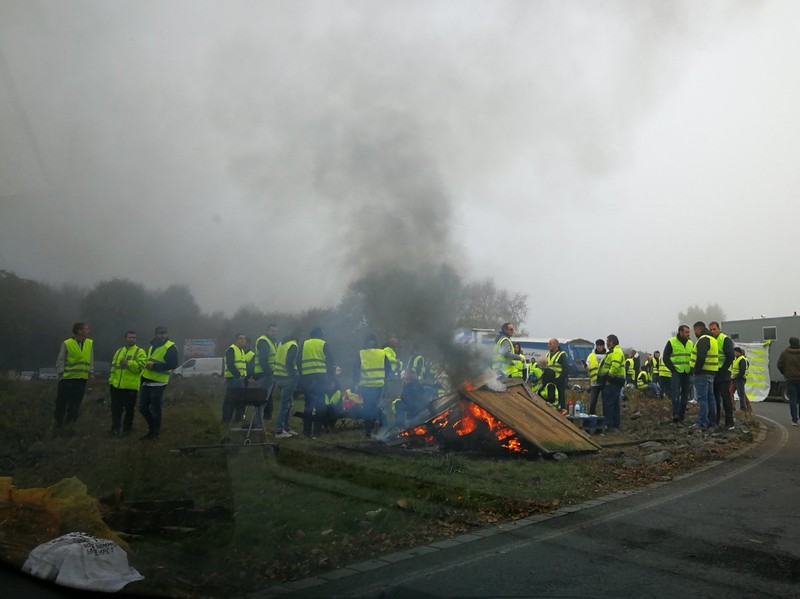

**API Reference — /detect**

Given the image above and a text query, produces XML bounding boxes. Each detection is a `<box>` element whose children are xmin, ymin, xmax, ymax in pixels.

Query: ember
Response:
<box><xmin>401</xmin><ymin>400</ymin><xmax>528</xmax><ymax>455</ymax></box>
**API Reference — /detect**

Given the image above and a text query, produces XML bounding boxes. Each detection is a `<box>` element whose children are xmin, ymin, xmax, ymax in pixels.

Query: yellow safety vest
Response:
<box><xmin>548</xmin><ymin>350</ymin><xmax>566</xmax><ymax>378</ymax></box>
<box><xmin>273</xmin><ymin>340</ymin><xmax>297</xmax><ymax>378</ymax></box>
<box><xmin>731</xmin><ymin>355</ymin><xmax>749</xmax><ymax>380</ymax></box>
<box><xmin>143</xmin><ymin>341</ymin><xmax>175</xmax><ymax>383</ymax></box>
<box><xmin>668</xmin><ymin>337</ymin><xmax>694</xmax><ymax>374</ymax></box>
<box><xmin>325</xmin><ymin>389</ymin><xmax>342</xmax><ymax>406</ymax></box>
<box><xmin>636</xmin><ymin>370</ymin><xmax>651</xmax><ymax>390</ymax></box>
<box><xmin>658</xmin><ymin>357</ymin><xmax>671</xmax><ymax>378</ymax></box>
<box><xmin>301</xmin><ymin>338</ymin><xmax>327</xmax><ymax>376</ymax></box>
<box><xmin>715</xmin><ymin>333</ymin><xmax>729</xmax><ymax>369</ymax></box>
<box><xmin>690</xmin><ymin>335</ymin><xmax>719</xmax><ymax>373</ymax></box>
<box><xmin>359</xmin><ymin>348</ymin><xmax>387</xmax><ymax>388</ymax></box>
<box><xmin>224</xmin><ymin>344</ymin><xmax>247</xmax><ymax>379</ymax></box>
<box><xmin>492</xmin><ymin>336</ymin><xmax>514</xmax><ymax>376</ymax></box>
<box><xmin>624</xmin><ymin>358</ymin><xmax>635</xmax><ymax>378</ymax></box>
<box><xmin>384</xmin><ymin>346</ymin><xmax>399</xmax><ymax>374</ymax></box>
<box><xmin>110</xmin><ymin>345</ymin><xmax>146</xmax><ymax>390</ymax></box>
<box><xmin>62</xmin><ymin>338</ymin><xmax>92</xmax><ymax>380</ymax></box>
<box><xmin>587</xmin><ymin>352</ymin><xmax>601</xmax><ymax>383</ymax></box>
<box><xmin>599</xmin><ymin>346</ymin><xmax>626</xmax><ymax>380</ymax></box>
<box><xmin>254</xmin><ymin>335</ymin><xmax>278</xmax><ymax>376</ymax></box>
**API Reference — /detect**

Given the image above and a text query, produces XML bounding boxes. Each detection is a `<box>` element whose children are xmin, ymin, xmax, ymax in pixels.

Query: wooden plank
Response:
<box><xmin>460</xmin><ymin>385</ymin><xmax>600</xmax><ymax>454</ymax></box>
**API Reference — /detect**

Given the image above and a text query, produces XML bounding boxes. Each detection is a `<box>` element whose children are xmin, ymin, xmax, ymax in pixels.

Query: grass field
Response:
<box><xmin>0</xmin><ymin>377</ymin><xmax>755</xmax><ymax>597</ymax></box>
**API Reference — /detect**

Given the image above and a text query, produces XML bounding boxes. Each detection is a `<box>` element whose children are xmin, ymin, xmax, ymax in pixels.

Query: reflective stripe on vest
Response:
<box><xmin>624</xmin><ymin>358</ymin><xmax>634</xmax><ymax>377</ymax></box>
<box><xmin>143</xmin><ymin>341</ymin><xmax>175</xmax><ymax>383</ymax></box>
<box><xmin>731</xmin><ymin>355</ymin><xmax>749</xmax><ymax>380</ymax></box>
<box><xmin>63</xmin><ymin>338</ymin><xmax>92</xmax><ymax>379</ymax></box>
<box><xmin>408</xmin><ymin>354</ymin><xmax>425</xmax><ymax>374</ymax></box>
<box><xmin>224</xmin><ymin>344</ymin><xmax>247</xmax><ymax>379</ymax></box>
<box><xmin>254</xmin><ymin>335</ymin><xmax>278</xmax><ymax>375</ymax></box>
<box><xmin>301</xmin><ymin>338</ymin><xmax>327</xmax><ymax>376</ymax></box>
<box><xmin>548</xmin><ymin>350</ymin><xmax>565</xmax><ymax>378</ymax></box>
<box><xmin>492</xmin><ymin>337</ymin><xmax>514</xmax><ymax>376</ymax></box>
<box><xmin>690</xmin><ymin>335</ymin><xmax>719</xmax><ymax>372</ymax></box>
<box><xmin>359</xmin><ymin>348</ymin><xmax>386</xmax><ymax>388</ymax></box>
<box><xmin>636</xmin><ymin>370</ymin><xmax>651</xmax><ymax>390</ymax></box>
<box><xmin>110</xmin><ymin>345</ymin><xmax>145</xmax><ymax>390</ymax></box>
<box><xmin>325</xmin><ymin>390</ymin><xmax>342</xmax><ymax>406</ymax></box>
<box><xmin>599</xmin><ymin>346</ymin><xmax>626</xmax><ymax>379</ymax></box>
<box><xmin>658</xmin><ymin>357</ymin><xmax>671</xmax><ymax>377</ymax></box>
<box><xmin>669</xmin><ymin>337</ymin><xmax>694</xmax><ymax>374</ymax></box>
<box><xmin>715</xmin><ymin>333</ymin><xmax>728</xmax><ymax>368</ymax></box>
<box><xmin>273</xmin><ymin>340</ymin><xmax>297</xmax><ymax>378</ymax></box>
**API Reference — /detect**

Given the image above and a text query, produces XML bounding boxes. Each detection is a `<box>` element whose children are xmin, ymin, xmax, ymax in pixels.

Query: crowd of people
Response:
<box><xmin>50</xmin><ymin>318</ymin><xmax>800</xmax><ymax>440</ymax></box>
<box><xmin>492</xmin><ymin>320</ymin><xmax>800</xmax><ymax>432</ymax></box>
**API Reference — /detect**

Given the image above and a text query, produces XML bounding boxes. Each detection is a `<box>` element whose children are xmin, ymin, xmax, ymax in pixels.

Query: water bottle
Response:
<box><xmin>575</xmin><ymin>399</ymin><xmax>582</xmax><ymax>414</ymax></box>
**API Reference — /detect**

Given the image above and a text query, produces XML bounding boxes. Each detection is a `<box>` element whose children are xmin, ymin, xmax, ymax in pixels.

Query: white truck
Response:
<box><xmin>172</xmin><ymin>357</ymin><xmax>223</xmax><ymax>378</ymax></box>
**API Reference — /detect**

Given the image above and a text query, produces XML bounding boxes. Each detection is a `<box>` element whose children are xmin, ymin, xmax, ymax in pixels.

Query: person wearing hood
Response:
<box><xmin>690</xmin><ymin>321</ymin><xmax>719</xmax><ymax>430</ymax></box>
<box><xmin>777</xmin><ymin>336</ymin><xmax>800</xmax><ymax>426</ymax></box>
<box><xmin>139</xmin><ymin>326</ymin><xmax>178</xmax><ymax>440</ymax></box>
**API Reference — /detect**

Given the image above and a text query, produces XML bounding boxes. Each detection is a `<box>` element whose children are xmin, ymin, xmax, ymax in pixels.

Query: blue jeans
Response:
<box><xmin>659</xmin><ymin>376</ymin><xmax>671</xmax><ymax>400</ymax></box>
<box><xmin>275</xmin><ymin>376</ymin><xmax>297</xmax><ymax>433</ymax></box>
<box><xmin>787</xmin><ymin>380</ymin><xmax>800</xmax><ymax>423</ymax></box>
<box><xmin>139</xmin><ymin>384</ymin><xmax>166</xmax><ymax>437</ymax></box>
<box><xmin>734</xmin><ymin>379</ymin><xmax>748</xmax><ymax>410</ymax></box>
<box><xmin>360</xmin><ymin>386</ymin><xmax>384</xmax><ymax>435</ymax></box>
<box><xmin>693</xmin><ymin>373</ymin><xmax>716</xmax><ymax>427</ymax></box>
<box><xmin>601</xmin><ymin>382</ymin><xmax>623</xmax><ymax>428</ymax></box>
<box><xmin>301</xmin><ymin>374</ymin><xmax>327</xmax><ymax>437</ymax></box>
<box><xmin>671</xmin><ymin>372</ymin><xmax>692</xmax><ymax>422</ymax></box>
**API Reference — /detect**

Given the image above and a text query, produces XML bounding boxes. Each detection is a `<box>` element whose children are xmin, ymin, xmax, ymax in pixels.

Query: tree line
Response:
<box><xmin>0</xmin><ymin>267</ymin><xmax>529</xmax><ymax>375</ymax></box>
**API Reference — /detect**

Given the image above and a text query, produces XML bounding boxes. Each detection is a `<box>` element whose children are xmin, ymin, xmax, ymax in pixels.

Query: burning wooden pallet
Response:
<box><xmin>392</xmin><ymin>378</ymin><xmax>601</xmax><ymax>456</ymax></box>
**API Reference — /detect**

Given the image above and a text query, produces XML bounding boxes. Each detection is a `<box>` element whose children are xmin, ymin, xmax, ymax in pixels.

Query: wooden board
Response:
<box><xmin>460</xmin><ymin>382</ymin><xmax>601</xmax><ymax>454</ymax></box>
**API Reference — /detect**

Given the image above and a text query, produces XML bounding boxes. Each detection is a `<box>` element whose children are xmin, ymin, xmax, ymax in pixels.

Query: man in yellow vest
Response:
<box><xmin>731</xmin><ymin>346</ymin><xmax>751</xmax><ymax>412</ymax></box>
<box><xmin>274</xmin><ymin>331</ymin><xmax>300</xmax><ymax>438</ymax></box>
<box><xmin>547</xmin><ymin>338</ymin><xmax>569</xmax><ymax>411</ymax></box>
<box><xmin>709</xmin><ymin>321</ymin><xmax>736</xmax><ymax>429</ymax></box>
<box><xmin>109</xmin><ymin>330</ymin><xmax>146</xmax><ymax>436</ymax></box>
<box><xmin>492</xmin><ymin>322</ymin><xmax>521</xmax><ymax>379</ymax></box>
<box><xmin>253</xmin><ymin>323</ymin><xmax>279</xmax><ymax>429</ymax></box>
<box><xmin>299</xmin><ymin>327</ymin><xmax>334</xmax><ymax>438</ymax></box>
<box><xmin>597</xmin><ymin>334</ymin><xmax>626</xmax><ymax>428</ymax></box>
<box><xmin>54</xmin><ymin>321</ymin><xmax>94</xmax><ymax>428</ymax></box>
<box><xmin>139</xmin><ymin>326</ymin><xmax>178</xmax><ymax>440</ymax></box>
<box><xmin>222</xmin><ymin>333</ymin><xmax>248</xmax><ymax>424</ymax></box>
<box><xmin>587</xmin><ymin>339</ymin><xmax>606</xmax><ymax>415</ymax></box>
<box><xmin>354</xmin><ymin>333</ymin><xmax>392</xmax><ymax>438</ymax></box>
<box><xmin>663</xmin><ymin>324</ymin><xmax>694</xmax><ymax>423</ymax></box>
<box><xmin>691</xmin><ymin>321</ymin><xmax>719</xmax><ymax>429</ymax></box>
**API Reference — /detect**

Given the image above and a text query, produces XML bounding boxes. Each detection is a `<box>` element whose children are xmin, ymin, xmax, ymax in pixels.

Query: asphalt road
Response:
<box><xmin>283</xmin><ymin>401</ymin><xmax>800</xmax><ymax>599</ymax></box>
<box><xmin>4</xmin><ymin>402</ymin><xmax>797</xmax><ymax>599</ymax></box>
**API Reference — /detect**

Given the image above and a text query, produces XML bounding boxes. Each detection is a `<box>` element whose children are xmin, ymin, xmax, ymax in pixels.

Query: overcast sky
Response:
<box><xmin>1</xmin><ymin>0</ymin><xmax>797</xmax><ymax>352</ymax></box>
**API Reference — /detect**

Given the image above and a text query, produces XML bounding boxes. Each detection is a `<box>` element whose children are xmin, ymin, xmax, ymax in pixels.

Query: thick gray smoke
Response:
<box><xmin>0</xmin><ymin>1</ymin><xmax>763</xmax><ymax>356</ymax></box>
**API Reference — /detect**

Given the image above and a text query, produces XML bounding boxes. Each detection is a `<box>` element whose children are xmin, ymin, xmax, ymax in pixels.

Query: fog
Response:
<box><xmin>1</xmin><ymin>0</ymin><xmax>797</xmax><ymax>354</ymax></box>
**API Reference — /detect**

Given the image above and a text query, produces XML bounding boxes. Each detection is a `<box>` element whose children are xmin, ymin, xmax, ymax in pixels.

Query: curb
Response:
<box><xmin>251</xmin><ymin>417</ymin><xmax>769</xmax><ymax>598</ymax></box>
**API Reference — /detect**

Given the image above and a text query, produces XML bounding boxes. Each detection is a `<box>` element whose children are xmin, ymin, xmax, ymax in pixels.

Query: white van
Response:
<box><xmin>173</xmin><ymin>357</ymin><xmax>223</xmax><ymax>378</ymax></box>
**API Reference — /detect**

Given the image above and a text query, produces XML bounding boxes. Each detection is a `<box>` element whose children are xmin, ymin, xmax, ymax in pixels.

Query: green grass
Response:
<box><xmin>0</xmin><ymin>378</ymin><xmax>745</xmax><ymax>597</ymax></box>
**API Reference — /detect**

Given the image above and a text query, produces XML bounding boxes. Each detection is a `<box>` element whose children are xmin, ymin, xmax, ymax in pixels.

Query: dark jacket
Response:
<box><xmin>663</xmin><ymin>337</ymin><xmax>691</xmax><ymax>372</ymax></box>
<box><xmin>146</xmin><ymin>337</ymin><xmax>178</xmax><ymax>373</ymax></box>
<box><xmin>777</xmin><ymin>347</ymin><xmax>800</xmax><ymax>381</ymax></box>
<box><xmin>715</xmin><ymin>335</ymin><xmax>735</xmax><ymax>381</ymax></box>
<box><xmin>693</xmin><ymin>329</ymin><xmax>716</xmax><ymax>375</ymax></box>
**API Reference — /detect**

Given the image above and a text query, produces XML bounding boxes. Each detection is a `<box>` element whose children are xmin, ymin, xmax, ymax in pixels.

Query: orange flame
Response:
<box><xmin>400</xmin><ymin>401</ymin><xmax>527</xmax><ymax>454</ymax></box>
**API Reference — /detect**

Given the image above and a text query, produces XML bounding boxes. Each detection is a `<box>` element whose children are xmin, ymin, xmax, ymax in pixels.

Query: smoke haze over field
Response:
<box><xmin>1</xmin><ymin>0</ymin><xmax>798</xmax><ymax>352</ymax></box>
